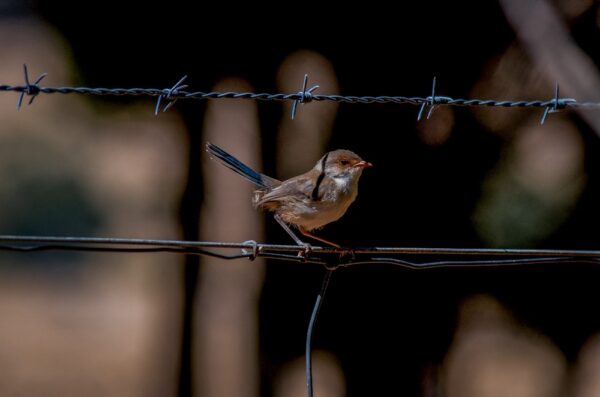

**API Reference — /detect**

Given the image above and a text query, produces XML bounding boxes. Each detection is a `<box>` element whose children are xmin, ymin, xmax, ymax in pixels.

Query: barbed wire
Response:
<box><xmin>3</xmin><ymin>65</ymin><xmax>600</xmax><ymax>123</ymax></box>
<box><xmin>1</xmin><ymin>235</ymin><xmax>599</xmax><ymax>269</ymax></box>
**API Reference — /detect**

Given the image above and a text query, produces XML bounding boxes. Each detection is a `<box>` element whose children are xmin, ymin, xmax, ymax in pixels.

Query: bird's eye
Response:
<box><xmin>340</xmin><ymin>160</ymin><xmax>350</xmax><ymax>166</ymax></box>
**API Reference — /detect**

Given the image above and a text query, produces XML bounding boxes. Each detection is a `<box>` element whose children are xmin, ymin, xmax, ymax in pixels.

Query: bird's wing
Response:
<box><xmin>257</xmin><ymin>173</ymin><xmax>313</xmax><ymax>204</ymax></box>
<box><xmin>206</xmin><ymin>142</ymin><xmax>281</xmax><ymax>189</ymax></box>
<box><xmin>256</xmin><ymin>169</ymin><xmax>336</xmax><ymax>206</ymax></box>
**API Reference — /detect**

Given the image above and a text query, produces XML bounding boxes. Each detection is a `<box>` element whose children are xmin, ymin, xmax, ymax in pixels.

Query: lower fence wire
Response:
<box><xmin>2</xmin><ymin>235</ymin><xmax>600</xmax><ymax>397</ymax></box>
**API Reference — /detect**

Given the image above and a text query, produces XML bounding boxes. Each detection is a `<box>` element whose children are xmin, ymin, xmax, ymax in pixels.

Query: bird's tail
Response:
<box><xmin>205</xmin><ymin>142</ymin><xmax>280</xmax><ymax>189</ymax></box>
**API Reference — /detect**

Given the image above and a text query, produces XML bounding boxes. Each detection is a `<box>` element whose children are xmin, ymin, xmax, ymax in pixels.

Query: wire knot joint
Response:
<box><xmin>241</xmin><ymin>240</ymin><xmax>260</xmax><ymax>261</ymax></box>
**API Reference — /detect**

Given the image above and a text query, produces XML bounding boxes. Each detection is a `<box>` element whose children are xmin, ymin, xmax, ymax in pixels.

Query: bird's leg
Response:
<box><xmin>274</xmin><ymin>215</ymin><xmax>312</xmax><ymax>258</ymax></box>
<box><xmin>274</xmin><ymin>215</ymin><xmax>305</xmax><ymax>246</ymax></box>
<box><xmin>299</xmin><ymin>228</ymin><xmax>340</xmax><ymax>248</ymax></box>
<box><xmin>300</xmin><ymin>228</ymin><xmax>355</xmax><ymax>264</ymax></box>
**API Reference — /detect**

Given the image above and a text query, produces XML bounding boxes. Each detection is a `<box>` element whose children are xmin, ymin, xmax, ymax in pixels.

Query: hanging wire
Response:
<box><xmin>306</xmin><ymin>269</ymin><xmax>334</xmax><ymax>397</ymax></box>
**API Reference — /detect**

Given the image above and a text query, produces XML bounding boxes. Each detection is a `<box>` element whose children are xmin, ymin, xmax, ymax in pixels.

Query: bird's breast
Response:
<box><xmin>291</xmin><ymin>189</ymin><xmax>357</xmax><ymax>231</ymax></box>
<box><xmin>258</xmin><ymin>173</ymin><xmax>361</xmax><ymax>231</ymax></box>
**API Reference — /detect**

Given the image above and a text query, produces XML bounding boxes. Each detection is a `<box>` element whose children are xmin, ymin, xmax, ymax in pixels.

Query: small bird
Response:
<box><xmin>205</xmin><ymin>142</ymin><xmax>372</xmax><ymax>248</ymax></box>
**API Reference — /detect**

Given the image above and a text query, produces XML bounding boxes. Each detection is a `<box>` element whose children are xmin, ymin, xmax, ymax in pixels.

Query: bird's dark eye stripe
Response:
<box><xmin>340</xmin><ymin>160</ymin><xmax>350</xmax><ymax>165</ymax></box>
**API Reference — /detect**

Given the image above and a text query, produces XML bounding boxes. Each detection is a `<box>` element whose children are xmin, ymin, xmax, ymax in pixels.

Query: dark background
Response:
<box><xmin>8</xmin><ymin>1</ymin><xmax>600</xmax><ymax>395</ymax></box>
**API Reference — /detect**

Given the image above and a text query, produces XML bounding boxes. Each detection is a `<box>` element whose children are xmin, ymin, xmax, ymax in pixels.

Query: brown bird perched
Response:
<box><xmin>206</xmin><ymin>143</ymin><xmax>372</xmax><ymax>249</ymax></box>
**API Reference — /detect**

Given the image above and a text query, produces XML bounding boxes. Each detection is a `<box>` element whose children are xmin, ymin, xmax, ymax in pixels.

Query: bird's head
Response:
<box><xmin>316</xmin><ymin>149</ymin><xmax>373</xmax><ymax>180</ymax></box>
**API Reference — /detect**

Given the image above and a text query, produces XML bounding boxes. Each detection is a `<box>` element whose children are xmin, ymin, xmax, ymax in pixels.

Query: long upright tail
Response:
<box><xmin>205</xmin><ymin>142</ymin><xmax>280</xmax><ymax>188</ymax></box>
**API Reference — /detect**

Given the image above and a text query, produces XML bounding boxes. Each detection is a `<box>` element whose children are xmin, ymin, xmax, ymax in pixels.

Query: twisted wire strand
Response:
<box><xmin>2</xmin><ymin>83</ymin><xmax>599</xmax><ymax>109</ymax></box>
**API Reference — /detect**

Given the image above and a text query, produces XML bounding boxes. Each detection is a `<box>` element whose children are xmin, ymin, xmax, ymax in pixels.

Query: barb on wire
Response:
<box><xmin>539</xmin><ymin>83</ymin><xmax>574</xmax><ymax>124</ymax></box>
<box><xmin>2</xmin><ymin>65</ymin><xmax>599</xmax><ymax>114</ymax></box>
<box><xmin>418</xmin><ymin>76</ymin><xmax>438</xmax><ymax>120</ymax></box>
<box><xmin>16</xmin><ymin>64</ymin><xmax>47</xmax><ymax>110</ymax></box>
<box><xmin>291</xmin><ymin>74</ymin><xmax>319</xmax><ymax>120</ymax></box>
<box><xmin>155</xmin><ymin>75</ymin><xmax>188</xmax><ymax>115</ymax></box>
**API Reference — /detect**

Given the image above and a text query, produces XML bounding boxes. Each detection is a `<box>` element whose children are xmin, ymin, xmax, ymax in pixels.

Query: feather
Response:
<box><xmin>206</xmin><ymin>143</ymin><xmax>280</xmax><ymax>188</ymax></box>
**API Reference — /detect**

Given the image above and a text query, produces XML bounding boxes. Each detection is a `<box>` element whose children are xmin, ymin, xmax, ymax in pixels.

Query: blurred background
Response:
<box><xmin>0</xmin><ymin>0</ymin><xmax>599</xmax><ymax>396</ymax></box>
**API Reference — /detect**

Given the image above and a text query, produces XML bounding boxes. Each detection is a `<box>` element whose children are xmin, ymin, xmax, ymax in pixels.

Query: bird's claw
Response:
<box><xmin>297</xmin><ymin>243</ymin><xmax>313</xmax><ymax>261</ymax></box>
<box><xmin>336</xmin><ymin>247</ymin><xmax>355</xmax><ymax>262</ymax></box>
<box><xmin>321</xmin><ymin>247</ymin><xmax>354</xmax><ymax>270</ymax></box>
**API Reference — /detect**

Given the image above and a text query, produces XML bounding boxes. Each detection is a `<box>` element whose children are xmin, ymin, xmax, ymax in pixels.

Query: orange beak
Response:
<box><xmin>354</xmin><ymin>160</ymin><xmax>373</xmax><ymax>169</ymax></box>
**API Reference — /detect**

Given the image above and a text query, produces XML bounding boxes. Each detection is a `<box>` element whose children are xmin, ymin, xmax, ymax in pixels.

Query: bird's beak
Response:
<box><xmin>354</xmin><ymin>160</ymin><xmax>373</xmax><ymax>169</ymax></box>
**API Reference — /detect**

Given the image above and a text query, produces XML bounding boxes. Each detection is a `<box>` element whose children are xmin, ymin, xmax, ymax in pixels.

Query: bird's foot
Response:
<box><xmin>297</xmin><ymin>243</ymin><xmax>313</xmax><ymax>261</ymax></box>
<box><xmin>321</xmin><ymin>247</ymin><xmax>354</xmax><ymax>270</ymax></box>
<box><xmin>336</xmin><ymin>247</ymin><xmax>355</xmax><ymax>262</ymax></box>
